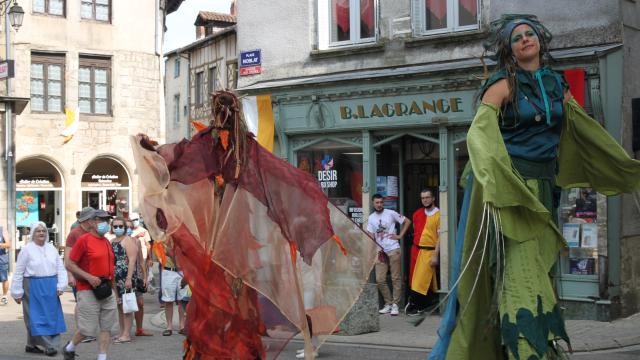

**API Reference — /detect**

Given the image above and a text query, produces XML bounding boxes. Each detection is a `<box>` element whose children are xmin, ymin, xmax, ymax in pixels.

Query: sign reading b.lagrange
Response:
<box><xmin>337</xmin><ymin>91</ymin><xmax>472</xmax><ymax>122</ymax></box>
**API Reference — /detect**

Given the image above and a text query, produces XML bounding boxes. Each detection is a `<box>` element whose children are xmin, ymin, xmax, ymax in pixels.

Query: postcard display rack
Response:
<box><xmin>558</xmin><ymin>188</ymin><xmax>606</xmax><ymax>276</ymax></box>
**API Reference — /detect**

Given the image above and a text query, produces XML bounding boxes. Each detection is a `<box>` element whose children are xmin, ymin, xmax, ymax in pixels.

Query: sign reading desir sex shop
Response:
<box><xmin>335</xmin><ymin>91</ymin><xmax>473</xmax><ymax>124</ymax></box>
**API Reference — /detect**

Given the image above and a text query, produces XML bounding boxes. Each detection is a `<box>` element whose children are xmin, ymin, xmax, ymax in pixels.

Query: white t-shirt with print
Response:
<box><xmin>367</xmin><ymin>209</ymin><xmax>405</xmax><ymax>253</ymax></box>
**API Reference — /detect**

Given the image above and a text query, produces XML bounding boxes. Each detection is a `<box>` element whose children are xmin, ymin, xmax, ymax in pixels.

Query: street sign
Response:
<box><xmin>0</xmin><ymin>60</ymin><xmax>14</xmax><ymax>80</ymax></box>
<box><xmin>239</xmin><ymin>49</ymin><xmax>261</xmax><ymax>76</ymax></box>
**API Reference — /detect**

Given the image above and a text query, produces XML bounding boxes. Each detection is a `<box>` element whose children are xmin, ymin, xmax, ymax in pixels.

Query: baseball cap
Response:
<box><xmin>129</xmin><ymin>212</ymin><xmax>139</xmax><ymax>221</ymax></box>
<box><xmin>77</xmin><ymin>207</ymin><xmax>96</xmax><ymax>222</ymax></box>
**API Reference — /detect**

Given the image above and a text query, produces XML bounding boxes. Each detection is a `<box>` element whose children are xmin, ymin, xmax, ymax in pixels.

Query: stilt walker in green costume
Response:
<box><xmin>428</xmin><ymin>14</ymin><xmax>640</xmax><ymax>360</ymax></box>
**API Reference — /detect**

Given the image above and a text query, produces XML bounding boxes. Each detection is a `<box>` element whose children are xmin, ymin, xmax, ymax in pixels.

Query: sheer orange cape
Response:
<box><xmin>131</xmin><ymin>130</ymin><xmax>378</xmax><ymax>359</ymax></box>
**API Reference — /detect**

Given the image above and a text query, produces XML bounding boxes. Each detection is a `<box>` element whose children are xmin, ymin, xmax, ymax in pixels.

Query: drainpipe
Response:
<box><xmin>5</xmin><ymin>9</ymin><xmax>15</xmax><ymax>273</ymax></box>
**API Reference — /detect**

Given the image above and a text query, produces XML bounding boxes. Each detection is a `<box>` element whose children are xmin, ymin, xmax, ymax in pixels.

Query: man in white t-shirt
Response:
<box><xmin>366</xmin><ymin>193</ymin><xmax>411</xmax><ymax>316</ymax></box>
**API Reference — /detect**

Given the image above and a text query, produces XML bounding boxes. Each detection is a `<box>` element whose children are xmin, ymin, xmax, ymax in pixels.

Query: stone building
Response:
<box><xmin>164</xmin><ymin>9</ymin><xmax>237</xmax><ymax>143</ymax></box>
<box><xmin>0</xmin><ymin>0</ymin><xmax>179</xmax><ymax>260</ymax></box>
<box><xmin>236</xmin><ymin>0</ymin><xmax>640</xmax><ymax>320</ymax></box>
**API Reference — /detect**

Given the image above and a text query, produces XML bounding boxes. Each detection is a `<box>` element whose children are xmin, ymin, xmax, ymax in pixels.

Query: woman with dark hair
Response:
<box><xmin>11</xmin><ymin>221</ymin><xmax>67</xmax><ymax>356</ymax></box>
<box><xmin>429</xmin><ymin>14</ymin><xmax>640</xmax><ymax>360</ymax></box>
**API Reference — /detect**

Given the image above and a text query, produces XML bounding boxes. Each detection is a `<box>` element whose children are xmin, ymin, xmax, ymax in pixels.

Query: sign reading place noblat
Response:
<box><xmin>82</xmin><ymin>174</ymin><xmax>122</xmax><ymax>188</ymax></box>
<box><xmin>239</xmin><ymin>49</ymin><xmax>262</xmax><ymax>76</ymax></box>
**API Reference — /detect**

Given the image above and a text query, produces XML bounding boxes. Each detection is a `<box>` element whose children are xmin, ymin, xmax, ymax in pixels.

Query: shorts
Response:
<box><xmin>0</xmin><ymin>263</ymin><xmax>8</xmax><ymax>282</ymax></box>
<box><xmin>76</xmin><ymin>290</ymin><xmax>117</xmax><ymax>337</ymax></box>
<box><xmin>161</xmin><ymin>269</ymin><xmax>183</xmax><ymax>303</ymax></box>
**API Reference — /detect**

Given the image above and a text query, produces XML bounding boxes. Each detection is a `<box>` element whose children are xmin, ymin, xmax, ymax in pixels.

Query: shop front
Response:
<box><xmin>15</xmin><ymin>157</ymin><xmax>65</xmax><ymax>252</ymax></box>
<box><xmin>243</xmin><ymin>45</ymin><xmax>625</xmax><ymax>320</ymax></box>
<box><xmin>81</xmin><ymin>157</ymin><xmax>131</xmax><ymax>218</ymax></box>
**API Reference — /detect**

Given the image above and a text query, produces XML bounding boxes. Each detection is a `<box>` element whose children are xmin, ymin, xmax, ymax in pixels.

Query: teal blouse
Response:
<box><xmin>480</xmin><ymin>67</ymin><xmax>568</xmax><ymax>162</ymax></box>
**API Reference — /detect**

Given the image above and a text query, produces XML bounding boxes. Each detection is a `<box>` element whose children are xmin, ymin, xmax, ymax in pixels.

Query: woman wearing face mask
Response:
<box><xmin>429</xmin><ymin>14</ymin><xmax>640</xmax><ymax>360</ymax></box>
<box><xmin>111</xmin><ymin>217</ymin><xmax>142</xmax><ymax>343</ymax></box>
<box><xmin>10</xmin><ymin>221</ymin><xmax>67</xmax><ymax>356</ymax></box>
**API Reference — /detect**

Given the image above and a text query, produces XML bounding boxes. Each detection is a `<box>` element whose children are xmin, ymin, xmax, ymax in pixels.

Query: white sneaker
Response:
<box><xmin>390</xmin><ymin>303</ymin><xmax>399</xmax><ymax>316</ymax></box>
<box><xmin>0</xmin><ymin>296</ymin><xmax>7</xmax><ymax>305</ymax></box>
<box><xmin>378</xmin><ymin>304</ymin><xmax>392</xmax><ymax>314</ymax></box>
<box><xmin>295</xmin><ymin>350</ymin><xmax>318</xmax><ymax>359</ymax></box>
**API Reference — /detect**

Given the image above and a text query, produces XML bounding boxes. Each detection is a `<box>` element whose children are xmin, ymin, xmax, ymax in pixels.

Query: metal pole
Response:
<box><xmin>5</xmin><ymin>6</ymin><xmax>16</xmax><ymax>273</ymax></box>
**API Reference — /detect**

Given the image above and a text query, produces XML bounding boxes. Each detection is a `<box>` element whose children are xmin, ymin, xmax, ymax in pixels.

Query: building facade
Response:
<box><xmin>164</xmin><ymin>11</ymin><xmax>237</xmax><ymax>143</ymax></box>
<box><xmin>236</xmin><ymin>0</ymin><xmax>640</xmax><ymax>320</ymax></box>
<box><xmin>0</xmin><ymin>0</ymin><xmax>168</xmax><ymax>256</ymax></box>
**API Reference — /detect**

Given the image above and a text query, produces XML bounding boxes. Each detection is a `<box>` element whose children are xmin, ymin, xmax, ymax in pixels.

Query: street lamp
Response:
<box><xmin>8</xmin><ymin>2</ymin><xmax>23</xmax><ymax>31</ymax></box>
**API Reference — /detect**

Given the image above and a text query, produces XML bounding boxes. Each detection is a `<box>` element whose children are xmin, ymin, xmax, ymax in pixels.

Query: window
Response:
<box><xmin>318</xmin><ymin>0</ymin><xmax>377</xmax><ymax>49</ymax></box>
<box><xmin>226</xmin><ymin>61</ymin><xmax>237</xmax><ymax>89</ymax></box>
<box><xmin>174</xmin><ymin>58</ymin><xmax>180</xmax><ymax>78</ymax></box>
<box><xmin>31</xmin><ymin>54</ymin><xmax>65</xmax><ymax>113</ymax></box>
<box><xmin>412</xmin><ymin>0</ymin><xmax>479</xmax><ymax>36</ymax></box>
<box><xmin>208</xmin><ymin>66</ymin><xmax>217</xmax><ymax>94</ymax></box>
<box><xmin>33</xmin><ymin>0</ymin><xmax>65</xmax><ymax>16</ymax></box>
<box><xmin>79</xmin><ymin>56</ymin><xmax>111</xmax><ymax>115</ymax></box>
<box><xmin>195</xmin><ymin>71</ymin><xmax>204</xmax><ymax>105</ymax></box>
<box><xmin>81</xmin><ymin>0</ymin><xmax>110</xmax><ymax>22</ymax></box>
<box><xmin>174</xmin><ymin>94</ymin><xmax>180</xmax><ymax>125</ymax></box>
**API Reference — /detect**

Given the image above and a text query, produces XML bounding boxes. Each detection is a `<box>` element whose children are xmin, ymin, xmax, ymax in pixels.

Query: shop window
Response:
<box><xmin>81</xmin><ymin>157</ymin><xmax>130</xmax><ymax>217</ymax></box>
<box><xmin>16</xmin><ymin>158</ymin><xmax>65</xmax><ymax>251</ymax></box>
<box><xmin>79</xmin><ymin>56</ymin><xmax>111</xmax><ymax>115</ymax></box>
<box><xmin>81</xmin><ymin>0</ymin><xmax>110</xmax><ymax>22</ymax></box>
<box><xmin>195</xmin><ymin>71</ymin><xmax>204</xmax><ymax>105</ymax></box>
<box><xmin>296</xmin><ymin>141</ymin><xmax>363</xmax><ymax>226</ymax></box>
<box><xmin>317</xmin><ymin>0</ymin><xmax>377</xmax><ymax>50</ymax></box>
<box><xmin>33</xmin><ymin>0</ymin><xmax>65</xmax><ymax>16</ymax></box>
<box><xmin>31</xmin><ymin>53</ymin><xmax>65</xmax><ymax>113</ymax></box>
<box><xmin>558</xmin><ymin>188</ymin><xmax>606</xmax><ymax>279</ymax></box>
<box><xmin>411</xmin><ymin>0</ymin><xmax>479</xmax><ymax>36</ymax></box>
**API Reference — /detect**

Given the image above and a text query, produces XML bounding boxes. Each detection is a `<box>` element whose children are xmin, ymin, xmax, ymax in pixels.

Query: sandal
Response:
<box><xmin>135</xmin><ymin>329</ymin><xmax>154</xmax><ymax>336</ymax></box>
<box><xmin>178</xmin><ymin>328</ymin><xmax>186</xmax><ymax>335</ymax></box>
<box><xmin>113</xmin><ymin>338</ymin><xmax>131</xmax><ymax>344</ymax></box>
<box><xmin>162</xmin><ymin>329</ymin><xmax>172</xmax><ymax>336</ymax></box>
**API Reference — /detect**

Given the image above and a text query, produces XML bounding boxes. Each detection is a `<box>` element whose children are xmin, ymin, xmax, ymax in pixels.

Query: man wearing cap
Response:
<box><xmin>63</xmin><ymin>209</ymin><xmax>116</xmax><ymax>360</ymax></box>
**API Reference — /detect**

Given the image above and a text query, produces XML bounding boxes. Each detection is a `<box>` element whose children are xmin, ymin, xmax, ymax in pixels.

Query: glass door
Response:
<box><xmin>82</xmin><ymin>190</ymin><xmax>104</xmax><ymax>210</ymax></box>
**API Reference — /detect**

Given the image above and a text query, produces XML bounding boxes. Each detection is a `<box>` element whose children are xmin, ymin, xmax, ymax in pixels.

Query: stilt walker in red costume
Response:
<box><xmin>131</xmin><ymin>91</ymin><xmax>378</xmax><ymax>360</ymax></box>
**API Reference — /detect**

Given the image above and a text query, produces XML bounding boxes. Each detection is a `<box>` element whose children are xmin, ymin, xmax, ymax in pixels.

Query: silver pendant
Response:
<box><xmin>535</xmin><ymin>114</ymin><xmax>542</xmax><ymax>122</ymax></box>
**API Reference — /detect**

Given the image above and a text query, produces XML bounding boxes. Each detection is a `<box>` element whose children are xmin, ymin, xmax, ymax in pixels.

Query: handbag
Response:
<box><xmin>92</xmin><ymin>278</ymin><xmax>112</xmax><ymax>300</ymax></box>
<box><xmin>122</xmin><ymin>289</ymin><xmax>139</xmax><ymax>314</ymax></box>
<box><xmin>92</xmin><ymin>240</ymin><xmax>113</xmax><ymax>300</ymax></box>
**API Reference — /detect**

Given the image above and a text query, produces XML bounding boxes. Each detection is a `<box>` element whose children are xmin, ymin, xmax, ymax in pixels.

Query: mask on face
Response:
<box><xmin>133</xmin><ymin>220</ymin><xmax>140</xmax><ymax>228</ymax></box>
<box><xmin>126</xmin><ymin>228</ymin><xmax>133</xmax><ymax>236</ymax></box>
<box><xmin>96</xmin><ymin>221</ymin><xmax>110</xmax><ymax>236</ymax></box>
<box><xmin>113</xmin><ymin>227</ymin><xmax>125</xmax><ymax>237</ymax></box>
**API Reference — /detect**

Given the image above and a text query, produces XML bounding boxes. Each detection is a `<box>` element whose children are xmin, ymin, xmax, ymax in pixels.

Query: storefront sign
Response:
<box><xmin>317</xmin><ymin>154</ymin><xmax>337</xmax><ymax>188</ymax></box>
<box><xmin>240</xmin><ymin>49</ymin><xmax>262</xmax><ymax>76</ymax></box>
<box><xmin>340</xmin><ymin>97</ymin><xmax>465</xmax><ymax>120</ymax></box>
<box><xmin>82</xmin><ymin>174</ymin><xmax>122</xmax><ymax>187</ymax></box>
<box><xmin>17</xmin><ymin>178</ymin><xmax>54</xmax><ymax>188</ymax></box>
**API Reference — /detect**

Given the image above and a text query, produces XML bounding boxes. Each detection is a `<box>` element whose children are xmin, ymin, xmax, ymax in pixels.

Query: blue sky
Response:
<box><xmin>163</xmin><ymin>0</ymin><xmax>233</xmax><ymax>53</ymax></box>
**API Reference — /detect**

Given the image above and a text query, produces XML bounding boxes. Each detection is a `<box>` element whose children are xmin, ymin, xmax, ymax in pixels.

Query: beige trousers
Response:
<box><xmin>375</xmin><ymin>249</ymin><xmax>402</xmax><ymax>305</ymax></box>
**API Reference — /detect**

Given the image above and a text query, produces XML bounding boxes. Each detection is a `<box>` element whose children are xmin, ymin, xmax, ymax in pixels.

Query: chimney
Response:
<box><xmin>196</xmin><ymin>25</ymin><xmax>205</xmax><ymax>39</ymax></box>
<box><xmin>230</xmin><ymin>0</ymin><xmax>236</xmax><ymax>16</ymax></box>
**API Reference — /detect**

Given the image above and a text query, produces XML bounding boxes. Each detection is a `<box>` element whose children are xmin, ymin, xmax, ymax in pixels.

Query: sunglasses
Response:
<box><xmin>113</xmin><ymin>225</ymin><xmax>125</xmax><ymax>229</ymax></box>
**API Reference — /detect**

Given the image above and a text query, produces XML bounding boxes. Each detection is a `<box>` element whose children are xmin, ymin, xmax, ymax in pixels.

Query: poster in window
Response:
<box><xmin>562</xmin><ymin>223</ymin><xmax>580</xmax><ymax>248</ymax></box>
<box><xmin>569</xmin><ymin>257</ymin><xmax>596</xmax><ymax>275</ymax></box>
<box><xmin>581</xmin><ymin>223</ymin><xmax>598</xmax><ymax>248</ymax></box>
<box><xmin>16</xmin><ymin>191</ymin><xmax>40</xmax><ymax>227</ymax></box>
<box><xmin>575</xmin><ymin>188</ymin><xmax>597</xmax><ymax>219</ymax></box>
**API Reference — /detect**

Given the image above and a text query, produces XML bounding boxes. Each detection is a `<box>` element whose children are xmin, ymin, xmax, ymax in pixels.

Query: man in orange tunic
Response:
<box><xmin>407</xmin><ymin>189</ymin><xmax>440</xmax><ymax>316</ymax></box>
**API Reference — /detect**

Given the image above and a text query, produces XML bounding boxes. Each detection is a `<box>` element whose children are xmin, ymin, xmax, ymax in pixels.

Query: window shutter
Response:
<box><xmin>411</xmin><ymin>0</ymin><xmax>425</xmax><ymax>36</ymax></box>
